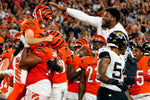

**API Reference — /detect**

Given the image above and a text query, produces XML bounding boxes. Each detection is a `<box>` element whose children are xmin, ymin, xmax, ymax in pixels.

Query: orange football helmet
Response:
<box><xmin>45</xmin><ymin>30</ymin><xmax>65</xmax><ymax>50</ymax></box>
<box><xmin>74</xmin><ymin>38</ymin><xmax>91</xmax><ymax>48</ymax></box>
<box><xmin>33</xmin><ymin>4</ymin><xmax>53</xmax><ymax>24</ymax></box>
<box><xmin>12</xmin><ymin>32</ymin><xmax>22</xmax><ymax>41</ymax></box>
<box><xmin>92</xmin><ymin>35</ymin><xmax>106</xmax><ymax>46</ymax></box>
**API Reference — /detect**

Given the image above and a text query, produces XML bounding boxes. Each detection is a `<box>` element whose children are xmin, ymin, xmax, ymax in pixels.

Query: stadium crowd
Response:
<box><xmin>0</xmin><ymin>0</ymin><xmax>150</xmax><ymax>100</ymax></box>
<box><xmin>0</xmin><ymin>0</ymin><xmax>150</xmax><ymax>52</ymax></box>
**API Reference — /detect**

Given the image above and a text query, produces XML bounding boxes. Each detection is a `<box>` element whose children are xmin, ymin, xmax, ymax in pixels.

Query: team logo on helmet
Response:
<box><xmin>142</xmin><ymin>41</ymin><xmax>150</xmax><ymax>56</ymax></box>
<box><xmin>107</xmin><ymin>31</ymin><xmax>127</xmax><ymax>50</ymax></box>
<box><xmin>129</xmin><ymin>40</ymin><xmax>137</xmax><ymax>50</ymax></box>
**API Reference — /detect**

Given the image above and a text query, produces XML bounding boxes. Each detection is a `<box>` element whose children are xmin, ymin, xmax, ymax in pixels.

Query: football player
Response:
<box><xmin>49</xmin><ymin>2</ymin><xmax>129</xmax><ymax>40</ymax></box>
<box><xmin>0</xmin><ymin>49</ymin><xmax>14</xmax><ymax>98</ymax></box>
<box><xmin>78</xmin><ymin>35</ymin><xmax>106</xmax><ymax>100</ymax></box>
<box><xmin>8</xmin><ymin>30</ymin><xmax>65</xmax><ymax>100</ymax></box>
<box><xmin>96</xmin><ymin>31</ymin><xmax>129</xmax><ymax>100</ymax></box>
<box><xmin>131</xmin><ymin>46</ymin><xmax>150</xmax><ymax>100</ymax></box>
<box><xmin>123</xmin><ymin>40</ymin><xmax>137</xmax><ymax>92</ymax></box>
<box><xmin>21</xmin><ymin>4</ymin><xmax>53</xmax><ymax>46</ymax></box>
<box><xmin>0</xmin><ymin>32</ymin><xmax>22</xmax><ymax>99</ymax></box>
<box><xmin>18</xmin><ymin>45</ymin><xmax>63</xmax><ymax>100</ymax></box>
<box><xmin>47</xmin><ymin>30</ymin><xmax>72</xmax><ymax>100</ymax></box>
<box><xmin>92</xmin><ymin>35</ymin><xmax>107</xmax><ymax>53</ymax></box>
<box><xmin>65</xmin><ymin>38</ymin><xmax>90</xmax><ymax>100</ymax></box>
<box><xmin>9</xmin><ymin>3</ymin><xmax>58</xmax><ymax>99</ymax></box>
<box><xmin>12</xmin><ymin>3</ymin><xmax>54</xmax><ymax>61</ymax></box>
<box><xmin>50</xmin><ymin>45</ymin><xmax>72</xmax><ymax>100</ymax></box>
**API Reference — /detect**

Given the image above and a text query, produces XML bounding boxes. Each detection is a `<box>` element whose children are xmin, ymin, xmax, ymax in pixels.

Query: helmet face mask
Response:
<box><xmin>107</xmin><ymin>31</ymin><xmax>127</xmax><ymax>51</ymax></box>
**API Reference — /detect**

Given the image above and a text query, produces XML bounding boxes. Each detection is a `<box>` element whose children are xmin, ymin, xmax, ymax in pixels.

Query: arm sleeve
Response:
<box><xmin>66</xmin><ymin>8</ymin><xmax>102</xmax><ymax>28</ymax></box>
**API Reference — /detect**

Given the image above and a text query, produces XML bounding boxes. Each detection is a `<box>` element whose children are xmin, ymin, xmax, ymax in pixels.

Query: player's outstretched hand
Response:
<box><xmin>49</xmin><ymin>2</ymin><xmax>67</xmax><ymax>12</ymax></box>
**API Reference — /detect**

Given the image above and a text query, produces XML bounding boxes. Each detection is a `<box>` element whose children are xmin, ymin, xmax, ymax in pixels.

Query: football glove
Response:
<box><xmin>1</xmin><ymin>69</ymin><xmax>14</xmax><ymax>76</ymax></box>
<box><xmin>46</xmin><ymin>58</ymin><xmax>61</xmax><ymax>72</ymax></box>
<box><xmin>108</xmin><ymin>78</ymin><xmax>128</xmax><ymax>92</ymax></box>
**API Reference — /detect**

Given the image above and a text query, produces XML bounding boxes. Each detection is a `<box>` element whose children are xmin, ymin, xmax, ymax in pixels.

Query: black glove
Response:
<box><xmin>108</xmin><ymin>79</ymin><xmax>128</xmax><ymax>92</ymax></box>
<box><xmin>47</xmin><ymin>58</ymin><xmax>57</xmax><ymax>67</ymax></box>
<box><xmin>46</xmin><ymin>59</ymin><xmax>61</xmax><ymax>72</ymax></box>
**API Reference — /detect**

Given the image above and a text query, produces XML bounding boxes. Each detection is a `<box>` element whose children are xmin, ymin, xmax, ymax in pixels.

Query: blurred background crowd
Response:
<box><xmin>0</xmin><ymin>0</ymin><xmax>150</xmax><ymax>57</ymax></box>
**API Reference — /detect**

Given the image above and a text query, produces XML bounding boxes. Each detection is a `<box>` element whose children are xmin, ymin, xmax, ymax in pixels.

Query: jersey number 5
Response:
<box><xmin>136</xmin><ymin>70</ymin><xmax>144</xmax><ymax>86</ymax></box>
<box><xmin>112</xmin><ymin>62</ymin><xmax>122</xmax><ymax>79</ymax></box>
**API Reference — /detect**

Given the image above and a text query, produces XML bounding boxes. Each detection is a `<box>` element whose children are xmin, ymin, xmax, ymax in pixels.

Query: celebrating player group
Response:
<box><xmin>0</xmin><ymin>1</ymin><xmax>150</xmax><ymax>100</ymax></box>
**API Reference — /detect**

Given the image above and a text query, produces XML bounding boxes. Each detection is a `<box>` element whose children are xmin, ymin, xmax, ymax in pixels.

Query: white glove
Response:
<box><xmin>20</xmin><ymin>35</ymin><xmax>29</xmax><ymax>47</ymax></box>
<box><xmin>1</xmin><ymin>69</ymin><xmax>14</xmax><ymax>76</ymax></box>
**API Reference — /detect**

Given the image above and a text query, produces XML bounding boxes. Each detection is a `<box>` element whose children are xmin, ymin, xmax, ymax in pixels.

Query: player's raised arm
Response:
<box><xmin>49</xmin><ymin>2</ymin><xmax>101</xmax><ymax>28</ymax></box>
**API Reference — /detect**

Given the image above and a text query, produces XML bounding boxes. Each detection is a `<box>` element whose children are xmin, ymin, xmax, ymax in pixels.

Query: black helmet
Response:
<box><xmin>107</xmin><ymin>31</ymin><xmax>127</xmax><ymax>50</ymax></box>
<box><xmin>142</xmin><ymin>41</ymin><xmax>150</xmax><ymax>56</ymax></box>
<box><xmin>129</xmin><ymin>40</ymin><xmax>137</xmax><ymax>50</ymax></box>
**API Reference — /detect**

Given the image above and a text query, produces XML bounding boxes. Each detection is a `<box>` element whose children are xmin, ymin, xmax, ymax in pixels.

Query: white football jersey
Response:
<box><xmin>98</xmin><ymin>47</ymin><xmax>125</xmax><ymax>92</ymax></box>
